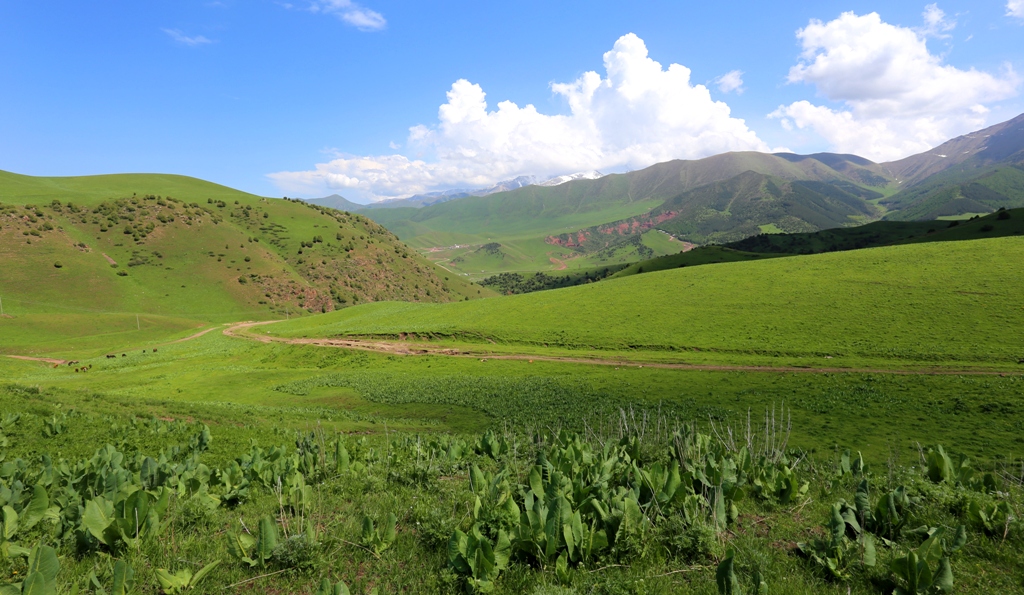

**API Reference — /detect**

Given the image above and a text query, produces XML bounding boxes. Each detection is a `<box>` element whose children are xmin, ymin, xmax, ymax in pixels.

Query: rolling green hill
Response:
<box><xmin>0</xmin><ymin>170</ymin><xmax>488</xmax><ymax>353</ymax></box>
<box><xmin>727</xmin><ymin>207</ymin><xmax>1024</xmax><ymax>254</ymax></box>
<box><xmin>261</xmin><ymin>236</ymin><xmax>1024</xmax><ymax>367</ymax></box>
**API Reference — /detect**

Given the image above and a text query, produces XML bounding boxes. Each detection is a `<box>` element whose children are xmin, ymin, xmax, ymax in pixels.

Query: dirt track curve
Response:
<box><xmin>221</xmin><ymin>321</ymin><xmax>1019</xmax><ymax>377</ymax></box>
<box><xmin>6</xmin><ymin>320</ymin><xmax>1017</xmax><ymax>376</ymax></box>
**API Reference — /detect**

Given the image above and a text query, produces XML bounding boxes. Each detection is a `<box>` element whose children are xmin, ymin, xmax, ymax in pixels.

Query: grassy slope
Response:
<box><xmin>609</xmin><ymin>246</ymin><xmax>784</xmax><ymax>278</ymax></box>
<box><xmin>0</xmin><ymin>170</ymin><xmax>487</xmax><ymax>353</ymax></box>
<box><xmin>590</xmin><ymin>173</ymin><xmax>881</xmax><ymax>246</ymax></box>
<box><xmin>263</xmin><ymin>237</ymin><xmax>1024</xmax><ymax>367</ymax></box>
<box><xmin>724</xmin><ymin>207</ymin><xmax>1024</xmax><ymax>255</ymax></box>
<box><xmin>883</xmin><ymin>165</ymin><xmax>1024</xmax><ymax>220</ymax></box>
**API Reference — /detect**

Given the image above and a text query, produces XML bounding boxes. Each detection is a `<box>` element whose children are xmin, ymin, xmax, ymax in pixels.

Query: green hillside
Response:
<box><xmin>883</xmin><ymin>165</ymin><xmax>1024</xmax><ymax>220</ymax></box>
<box><xmin>554</xmin><ymin>171</ymin><xmax>881</xmax><ymax>250</ymax></box>
<box><xmin>0</xmin><ymin>170</ymin><xmax>488</xmax><ymax>353</ymax></box>
<box><xmin>261</xmin><ymin>236</ymin><xmax>1024</xmax><ymax>367</ymax></box>
<box><xmin>478</xmin><ymin>208</ymin><xmax>1023</xmax><ymax>294</ymax></box>
<box><xmin>608</xmin><ymin>245</ymin><xmax>783</xmax><ymax>278</ymax></box>
<box><xmin>727</xmin><ymin>207</ymin><xmax>1024</xmax><ymax>254</ymax></box>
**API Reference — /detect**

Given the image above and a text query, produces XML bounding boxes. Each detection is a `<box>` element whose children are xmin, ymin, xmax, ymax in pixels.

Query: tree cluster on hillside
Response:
<box><xmin>480</xmin><ymin>267</ymin><xmax>623</xmax><ymax>295</ymax></box>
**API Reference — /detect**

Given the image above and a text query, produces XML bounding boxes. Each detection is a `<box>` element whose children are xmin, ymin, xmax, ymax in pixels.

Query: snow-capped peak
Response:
<box><xmin>537</xmin><ymin>171</ymin><xmax>604</xmax><ymax>187</ymax></box>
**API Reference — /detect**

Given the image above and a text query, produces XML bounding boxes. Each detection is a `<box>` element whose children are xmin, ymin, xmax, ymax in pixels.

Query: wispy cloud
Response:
<box><xmin>162</xmin><ymin>28</ymin><xmax>214</xmax><ymax>46</ymax></box>
<box><xmin>1008</xmin><ymin>0</ymin><xmax>1024</xmax><ymax>19</ymax></box>
<box><xmin>918</xmin><ymin>3</ymin><xmax>956</xmax><ymax>38</ymax></box>
<box><xmin>714</xmin><ymin>70</ymin><xmax>744</xmax><ymax>94</ymax></box>
<box><xmin>309</xmin><ymin>0</ymin><xmax>386</xmax><ymax>31</ymax></box>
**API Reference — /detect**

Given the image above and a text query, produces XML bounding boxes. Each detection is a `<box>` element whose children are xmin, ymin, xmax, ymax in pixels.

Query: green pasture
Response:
<box><xmin>262</xmin><ymin>236</ymin><xmax>1024</xmax><ymax>368</ymax></box>
<box><xmin>0</xmin><ymin>170</ymin><xmax>259</xmax><ymax>208</ymax></box>
<box><xmin>3</xmin><ymin>328</ymin><xmax>1024</xmax><ymax>463</ymax></box>
<box><xmin>0</xmin><ymin>313</ymin><xmax>210</xmax><ymax>358</ymax></box>
<box><xmin>609</xmin><ymin>246</ymin><xmax>783</xmax><ymax>278</ymax></box>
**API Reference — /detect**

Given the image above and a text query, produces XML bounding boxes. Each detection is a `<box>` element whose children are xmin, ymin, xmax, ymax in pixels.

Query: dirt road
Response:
<box><xmin>547</xmin><ymin>254</ymin><xmax>568</xmax><ymax>270</ymax></box>
<box><xmin>7</xmin><ymin>355</ymin><xmax>67</xmax><ymax>365</ymax></box>
<box><xmin>221</xmin><ymin>321</ymin><xmax>1017</xmax><ymax>377</ymax></box>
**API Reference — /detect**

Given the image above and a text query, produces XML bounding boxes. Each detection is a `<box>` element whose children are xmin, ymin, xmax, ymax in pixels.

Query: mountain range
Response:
<box><xmin>308</xmin><ymin>171</ymin><xmax>607</xmax><ymax>212</ymax></box>
<box><xmin>346</xmin><ymin>113</ymin><xmax>1024</xmax><ymax>277</ymax></box>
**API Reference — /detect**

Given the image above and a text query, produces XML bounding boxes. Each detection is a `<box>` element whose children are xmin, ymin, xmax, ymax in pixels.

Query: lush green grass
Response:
<box><xmin>2</xmin><ymin>293</ymin><xmax>1022</xmax><ymax>593</ymax></box>
<box><xmin>3</xmin><ymin>162</ymin><xmax>1024</xmax><ymax>594</ymax></box>
<box><xmin>609</xmin><ymin>246</ymin><xmax>783</xmax><ymax>279</ymax></box>
<box><xmin>727</xmin><ymin>207</ymin><xmax>1024</xmax><ymax>255</ymax></box>
<box><xmin>1</xmin><ymin>363</ymin><xmax>1022</xmax><ymax>594</ymax></box>
<box><xmin>5</xmin><ymin>327</ymin><xmax>1024</xmax><ymax>462</ymax></box>
<box><xmin>0</xmin><ymin>313</ymin><xmax>210</xmax><ymax>358</ymax></box>
<box><xmin>261</xmin><ymin>237</ymin><xmax>1024</xmax><ymax>368</ymax></box>
<box><xmin>0</xmin><ymin>169</ymin><xmax>261</xmax><ymax>208</ymax></box>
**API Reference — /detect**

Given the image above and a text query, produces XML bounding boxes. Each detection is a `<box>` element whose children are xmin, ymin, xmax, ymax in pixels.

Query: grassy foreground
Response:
<box><xmin>0</xmin><ymin>374</ymin><xmax>1022</xmax><ymax>595</ymax></box>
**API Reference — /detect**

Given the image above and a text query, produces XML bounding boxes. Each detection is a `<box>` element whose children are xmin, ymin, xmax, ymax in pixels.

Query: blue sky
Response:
<box><xmin>1</xmin><ymin>1</ymin><xmax>1022</xmax><ymax>202</ymax></box>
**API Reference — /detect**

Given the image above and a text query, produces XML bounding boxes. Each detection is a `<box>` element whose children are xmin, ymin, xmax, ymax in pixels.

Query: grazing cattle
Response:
<box><xmin>121</xmin><ymin>354</ymin><xmax>126</xmax><ymax>357</ymax></box>
<box><xmin>143</xmin><ymin>350</ymin><xmax>146</xmax><ymax>353</ymax></box>
<box><xmin>106</xmin><ymin>354</ymin><xmax>116</xmax><ymax>359</ymax></box>
<box><xmin>153</xmin><ymin>348</ymin><xmax>158</xmax><ymax>353</ymax></box>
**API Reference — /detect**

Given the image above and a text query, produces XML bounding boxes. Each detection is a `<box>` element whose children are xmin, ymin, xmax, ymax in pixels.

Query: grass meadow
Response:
<box><xmin>261</xmin><ymin>237</ymin><xmax>1024</xmax><ymax>369</ymax></box>
<box><xmin>1</xmin><ymin>327</ymin><xmax>1023</xmax><ymax>593</ymax></box>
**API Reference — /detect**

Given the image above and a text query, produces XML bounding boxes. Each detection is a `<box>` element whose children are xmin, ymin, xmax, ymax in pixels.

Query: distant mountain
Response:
<box><xmin>357</xmin><ymin>113</ymin><xmax>1024</xmax><ymax>277</ymax></box>
<box><xmin>879</xmin><ymin>114</ymin><xmax>1024</xmax><ymax>220</ymax></box>
<box><xmin>882</xmin><ymin>113</ymin><xmax>1024</xmax><ymax>186</ymax></box>
<box><xmin>306</xmin><ymin>193</ymin><xmax>366</xmax><ymax>212</ymax></box>
<box><xmin>365</xmin><ymin>150</ymin><xmax>894</xmax><ymax>248</ymax></box>
<box><xmin>352</xmin><ymin>175</ymin><xmax>539</xmax><ymax>211</ymax></box>
<box><xmin>360</xmin><ymin>189</ymin><xmax>472</xmax><ymax>210</ymax></box>
<box><xmin>547</xmin><ymin>171</ymin><xmax>881</xmax><ymax>248</ymax></box>
<box><xmin>538</xmin><ymin>171</ymin><xmax>604</xmax><ymax>187</ymax></box>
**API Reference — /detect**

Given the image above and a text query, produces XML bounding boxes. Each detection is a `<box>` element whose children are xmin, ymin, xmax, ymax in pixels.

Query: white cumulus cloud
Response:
<box><xmin>162</xmin><ymin>28</ymin><xmax>214</xmax><ymax>46</ymax></box>
<box><xmin>770</xmin><ymin>11</ymin><xmax>1019</xmax><ymax>162</ymax></box>
<box><xmin>1009</xmin><ymin>0</ymin><xmax>1024</xmax><ymax>18</ymax></box>
<box><xmin>714</xmin><ymin>70</ymin><xmax>745</xmax><ymax>94</ymax></box>
<box><xmin>310</xmin><ymin>0</ymin><xmax>386</xmax><ymax>31</ymax></box>
<box><xmin>269</xmin><ymin>33</ymin><xmax>768</xmax><ymax>200</ymax></box>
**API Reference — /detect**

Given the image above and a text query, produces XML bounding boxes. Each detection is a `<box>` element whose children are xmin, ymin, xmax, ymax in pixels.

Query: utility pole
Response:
<box><xmin>136</xmin><ymin>314</ymin><xmax>140</xmax><ymax>330</ymax></box>
<box><xmin>0</xmin><ymin>296</ymin><xmax>4</xmax><ymax>316</ymax></box>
